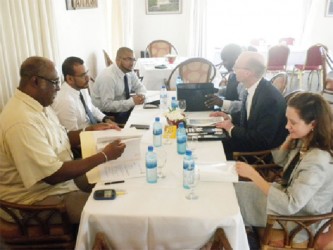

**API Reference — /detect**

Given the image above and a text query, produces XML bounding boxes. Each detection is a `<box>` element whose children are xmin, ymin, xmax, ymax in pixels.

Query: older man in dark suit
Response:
<box><xmin>211</xmin><ymin>51</ymin><xmax>288</xmax><ymax>160</ymax></box>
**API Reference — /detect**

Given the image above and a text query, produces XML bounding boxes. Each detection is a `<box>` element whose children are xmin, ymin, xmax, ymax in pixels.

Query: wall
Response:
<box><xmin>132</xmin><ymin>1</ymin><xmax>191</xmax><ymax>58</ymax></box>
<box><xmin>53</xmin><ymin>0</ymin><xmax>109</xmax><ymax>79</ymax></box>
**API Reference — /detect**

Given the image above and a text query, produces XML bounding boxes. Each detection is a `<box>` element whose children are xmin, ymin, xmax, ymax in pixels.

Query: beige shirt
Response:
<box><xmin>0</xmin><ymin>89</ymin><xmax>78</xmax><ymax>205</ymax></box>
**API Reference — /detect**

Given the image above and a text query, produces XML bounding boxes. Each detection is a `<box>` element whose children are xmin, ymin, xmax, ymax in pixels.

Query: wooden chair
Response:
<box><xmin>259</xmin><ymin>212</ymin><xmax>333</xmax><ymax>250</ymax></box>
<box><xmin>102</xmin><ymin>49</ymin><xmax>113</xmax><ymax>67</ymax></box>
<box><xmin>290</xmin><ymin>44</ymin><xmax>328</xmax><ymax>91</ymax></box>
<box><xmin>271</xmin><ymin>72</ymin><xmax>288</xmax><ymax>95</ymax></box>
<box><xmin>145</xmin><ymin>40</ymin><xmax>178</xmax><ymax>58</ymax></box>
<box><xmin>165</xmin><ymin>57</ymin><xmax>216</xmax><ymax>90</ymax></box>
<box><xmin>233</xmin><ymin>150</ymin><xmax>283</xmax><ymax>182</ymax></box>
<box><xmin>0</xmin><ymin>199</ymin><xmax>75</xmax><ymax>250</ymax></box>
<box><xmin>211</xmin><ymin>228</ymin><xmax>233</xmax><ymax>250</ymax></box>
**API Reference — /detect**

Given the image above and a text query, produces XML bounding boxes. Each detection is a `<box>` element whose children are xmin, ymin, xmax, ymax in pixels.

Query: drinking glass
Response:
<box><xmin>186</xmin><ymin>168</ymin><xmax>200</xmax><ymax>200</ymax></box>
<box><xmin>163</xmin><ymin>125</ymin><xmax>173</xmax><ymax>145</ymax></box>
<box><xmin>178</xmin><ymin>99</ymin><xmax>186</xmax><ymax>113</ymax></box>
<box><xmin>156</xmin><ymin>148</ymin><xmax>167</xmax><ymax>179</ymax></box>
<box><xmin>187</xmin><ymin>134</ymin><xmax>199</xmax><ymax>159</ymax></box>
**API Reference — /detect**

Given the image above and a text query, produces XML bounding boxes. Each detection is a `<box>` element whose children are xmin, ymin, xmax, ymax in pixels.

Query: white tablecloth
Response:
<box><xmin>75</xmin><ymin>93</ymin><xmax>249</xmax><ymax>250</ymax></box>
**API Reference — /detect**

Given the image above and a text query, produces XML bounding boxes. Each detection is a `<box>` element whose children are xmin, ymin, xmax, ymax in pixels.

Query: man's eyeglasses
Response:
<box><xmin>72</xmin><ymin>71</ymin><xmax>89</xmax><ymax>79</ymax></box>
<box><xmin>36</xmin><ymin>75</ymin><xmax>60</xmax><ymax>87</ymax></box>
<box><xmin>233</xmin><ymin>66</ymin><xmax>251</xmax><ymax>71</ymax></box>
<box><xmin>121</xmin><ymin>57</ymin><xmax>137</xmax><ymax>62</ymax></box>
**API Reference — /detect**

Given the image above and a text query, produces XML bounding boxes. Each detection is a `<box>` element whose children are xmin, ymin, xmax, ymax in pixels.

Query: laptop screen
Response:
<box><xmin>176</xmin><ymin>83</ymin><xmax>215</xmax><ymax>111</ymax></box>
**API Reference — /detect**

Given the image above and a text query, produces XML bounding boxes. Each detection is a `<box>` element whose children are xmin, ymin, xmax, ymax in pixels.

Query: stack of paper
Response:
<box><xmin>198</xmin><ymin>161</ymin><xmax>238</xmax><ymax>182</ymax></box>
<box><xmin>80</xmin><ymin>128</ymin><xmax>145</xmax><ymax>183</ymax></box>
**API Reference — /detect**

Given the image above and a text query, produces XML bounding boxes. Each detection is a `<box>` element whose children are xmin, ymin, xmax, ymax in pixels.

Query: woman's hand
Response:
<box><xmin>235</xmin><ymin>161</ymin><xmax>259</xmax><ymax>181</ymax></box>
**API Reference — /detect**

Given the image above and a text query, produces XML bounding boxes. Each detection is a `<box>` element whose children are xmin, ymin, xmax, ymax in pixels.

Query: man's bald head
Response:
<box><xmin>18</xmin><ymin>56</ymin><xmax>59</xmax><ymax>107</ymax></box>
<box><xmin>238</xmin><ymin>51</ymin><xmax>266</xmax><ymax>78</ymax></box>
<box><xmin>19</xmin><ymin>56</ymin><xmax>56</xmax><ymax>87</ymax></box>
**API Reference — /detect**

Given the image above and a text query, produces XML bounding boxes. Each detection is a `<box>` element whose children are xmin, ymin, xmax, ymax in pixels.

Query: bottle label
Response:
<box><xmin>153</xmin><ymin>128</ymin><xmax>162</xmax><ymax>135</ymax></box>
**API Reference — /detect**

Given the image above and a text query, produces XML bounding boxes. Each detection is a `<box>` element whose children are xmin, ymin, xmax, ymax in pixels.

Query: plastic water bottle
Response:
<box><xmin>177</xmin><ymin>122</ymin><xmax>187</xmax><ymax>155</ymax></box>
<box><xmin>160</xmin><ymin>86</ymin><xmax>168</xmax><ymax>111</ymax></box>
<box><xmin>171</xmin><ymin>96</ymin><xmax>178</xmax><ymax>110</ymax></box>
<box><xmin>146</xmin><ymin>146</ymin><xmax>157</xmax><ymax>184</ymax></box>
<box><xmin>153</xmin><ymin>117</ymin><xmax>162</xmax><ymax>147</ymax></box>
<box><xmin>183</xmin><ymin>150</ymin><xmax>194</xmax><ymax>189</ymax></box>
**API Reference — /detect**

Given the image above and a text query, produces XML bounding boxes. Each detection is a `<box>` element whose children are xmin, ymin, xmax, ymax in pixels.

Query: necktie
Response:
<box><xmin>239</xmin><ymin>90</ymin><xmax>248</xmax><ymax>127</ymax></box>
<box><xmin>79</xmin><ymin>92</ymin><xmax>97</xmax><ymax>124</ymax></box>
<box><xmin>124</xmin><ymin>75</ymin><xmax>130</xmax><ymax>99</ymax></box>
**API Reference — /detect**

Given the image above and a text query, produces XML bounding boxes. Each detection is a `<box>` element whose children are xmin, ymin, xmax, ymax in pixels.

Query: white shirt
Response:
<box><xmin>52</xmin><ymin>82</ymin><xmax>105</xmax><ymax>131</ymax></box>
<box><xmin>91</xmin><ymin>64</ymin><xmax>146</xmax><ymax>113</ymax></box>
<box><xmin>245</xmin><ymin>80</ymin><xmax>260</xmax><ymax>119</ymax></box>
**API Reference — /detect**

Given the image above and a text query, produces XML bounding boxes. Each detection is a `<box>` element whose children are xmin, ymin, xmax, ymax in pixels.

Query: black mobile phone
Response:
<box><xmin>130</xmin><ymin>124</ymin><xmax>150</xmax><ymax>130</ymax></box>
<box><xmin>93</xmin><ymin>189</ymin><xmax>116</xmax><ymax>200</ymax></box>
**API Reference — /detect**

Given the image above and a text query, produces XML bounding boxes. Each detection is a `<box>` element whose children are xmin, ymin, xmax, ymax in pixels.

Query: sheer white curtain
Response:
<box><xmin>188</xmin><ymin>0</ymin><xmax>207</xmax><ymax>57</ymax></box>
<box><xmin>0</xmin><ymin>0</ymin><xmax>59</xmax><ymax>111</ymax></box>
<box><xmin>106</xmin><ymin>0</ymin><xmax>133</xmax><ymax>59</ymax></box>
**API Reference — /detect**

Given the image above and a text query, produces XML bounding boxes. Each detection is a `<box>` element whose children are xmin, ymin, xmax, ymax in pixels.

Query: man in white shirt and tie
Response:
<box><xmin>91</xmin><ymin>47</ymin><xmax>147</xmax><ymax>124</ymax></box>
<box><xmin>52</xmin><ymin>57</ymin><xmax>119</xmax><ymax>132</ymax></box>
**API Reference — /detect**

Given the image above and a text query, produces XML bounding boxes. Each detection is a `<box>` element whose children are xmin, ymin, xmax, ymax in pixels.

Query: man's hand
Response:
<box><xmin>205</xmin><ymin>94</ymin><xmax>223</xmax><ymax>108</ymax></box>
<box><xmin>132</xmin><ymin>94</ymin><xmax>145</xmax><ymax>105</ymax></box>
<box><xmin>102</xmin><ymin>139</ymin><xmax>126</xmax><ymax>161</ymax></box>
<box><xmin>215</xmin><ymin>119</ymin><xmax>234</xmax><ymax>131</ymax></box>
<box><xmin>209</xmin><ymin>111</ymin><xmax>230</xmax><ymax>120</ymax></box>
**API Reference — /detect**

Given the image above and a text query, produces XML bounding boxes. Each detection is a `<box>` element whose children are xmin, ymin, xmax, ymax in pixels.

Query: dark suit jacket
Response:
<box><xmin>224</xmin><ymin>73</ymin><xmax>239</xmax><ymax>101</ymax></box>
<box><xmin>224</xmin><ymin>78</ymin><xmax>288</xmax><ymax>156</ymax></box>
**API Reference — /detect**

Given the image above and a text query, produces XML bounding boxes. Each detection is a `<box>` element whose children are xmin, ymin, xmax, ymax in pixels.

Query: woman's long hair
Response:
<box><xmin>288</xmin><ymin>92</ymin><xmax>333</xmax><ymax>156</ymax></box>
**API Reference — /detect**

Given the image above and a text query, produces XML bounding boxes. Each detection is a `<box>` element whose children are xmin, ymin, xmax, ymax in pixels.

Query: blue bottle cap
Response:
<box><xmin>148</xmin><ymin>145</ymin><xmax>154</xmax><ymax>151</ymax></box>
<box><xmin>178</xmin><ymin>122</ymin><xmax>184</xmax><ymax>128</ymax></box>
<box><xmin>172</xmin><ymin>96</ymin><xmax>176</xmax><ymax>100</ymax></box>
<box><xmin>155</xmin><ymin>117</ymin><xmax>160</xmax><ymax>122</ymax></box>
<box><xmin>186</xmin><ymin>150</ymin><xmax>192</xmax><ymax>156</ymax></box>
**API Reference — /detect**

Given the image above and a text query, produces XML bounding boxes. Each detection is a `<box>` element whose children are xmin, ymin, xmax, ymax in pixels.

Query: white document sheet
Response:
<box><xmin>198</xmin><ymin>161</ymin><xmax>238</xmax><ymax>182</ymax></box>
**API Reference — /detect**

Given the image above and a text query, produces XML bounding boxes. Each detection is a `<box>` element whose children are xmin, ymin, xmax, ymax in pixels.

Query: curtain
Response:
<box><xmin>107</xmin><ymin>0</ymin><xmax>133</xmax><ymax>59</ymax></box>
<box><xmin>0</xmin><ymin>0</ymin><xmax>59</xmax><ymax>112</ymax></box>
<box><xmin>188</xmin><ymin>0</ymin><xmax>207</xmax><ymax>57</ymax></box>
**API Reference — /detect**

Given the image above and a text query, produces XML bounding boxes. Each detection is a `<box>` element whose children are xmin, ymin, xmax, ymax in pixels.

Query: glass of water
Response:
<box><xmin>156</xmin><ymin>148</ymin><xmax>167</xmax><ymax>179</ymax></box>
<box><xmin>178</xmin><ymin>99</ymin><xmax>186</xmax><ymax>113</ymax></box>
<box><xmin>188</xmin><ymin>134</ymin><xmax>199</xmax><ymax>159</ymax></box>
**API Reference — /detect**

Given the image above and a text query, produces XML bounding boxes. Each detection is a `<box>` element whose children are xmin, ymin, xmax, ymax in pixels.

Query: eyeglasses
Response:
<box><xmin>72</xmin><ymin>71</ymin><xmax>89</xmax><ymax>79</ymax></box>
<box><xmin>233</xmin><ymin>66</ymin><xmax>251</xmax><ymax>71</ymax></box>
<box><xmin>36</xmin><ymin>75</ymin><xmax>60</xmax><ymax>87</ymax></box>
<box><xmin>121</xmin><ymin>57</ymin><xmax>137</xmax><ymax>62</ymax></box>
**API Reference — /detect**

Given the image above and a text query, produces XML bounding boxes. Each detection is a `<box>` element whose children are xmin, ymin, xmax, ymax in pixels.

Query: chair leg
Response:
<box><xmin>211</xmin><ymin>228</ymin><xmax>233</xmax><ymax>250</ymax></box>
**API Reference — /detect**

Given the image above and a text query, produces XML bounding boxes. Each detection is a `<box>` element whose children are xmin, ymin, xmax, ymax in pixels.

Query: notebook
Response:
<box><xmin>176</xmin><ymin>83</ymin><xmax>216</xmax><ymax>111</ymax></box>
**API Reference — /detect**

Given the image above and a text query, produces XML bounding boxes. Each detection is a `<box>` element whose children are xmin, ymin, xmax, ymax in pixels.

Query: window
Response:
<box><xmin>206</xmin><ymin>0</ymin><xmax>306</xmax><ymax>63</ymax></box>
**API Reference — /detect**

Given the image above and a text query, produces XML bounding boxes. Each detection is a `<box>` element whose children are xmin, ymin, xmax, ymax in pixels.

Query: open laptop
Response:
<box><xmin>176</xmin><ymin>83</ymin><xmax>216</xmax><ymax>111</ymax></box>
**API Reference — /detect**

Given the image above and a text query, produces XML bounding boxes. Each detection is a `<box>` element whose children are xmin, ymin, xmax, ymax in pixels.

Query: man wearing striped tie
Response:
<box><xmin>52</xmin><ymin>57</ymin><xmax>119</xmax><ymax>132</ymax></box>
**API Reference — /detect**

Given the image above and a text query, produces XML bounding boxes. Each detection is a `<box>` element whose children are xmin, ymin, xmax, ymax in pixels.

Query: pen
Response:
<box><xmin>104</xmin><ymin>180</ymin><xmax>125</xmax><ymax>185</ymax></box>
<box><xmin>116</xmin><ymin>190</ymin><xmax>127</xmax><ymax>196</ymax></box>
